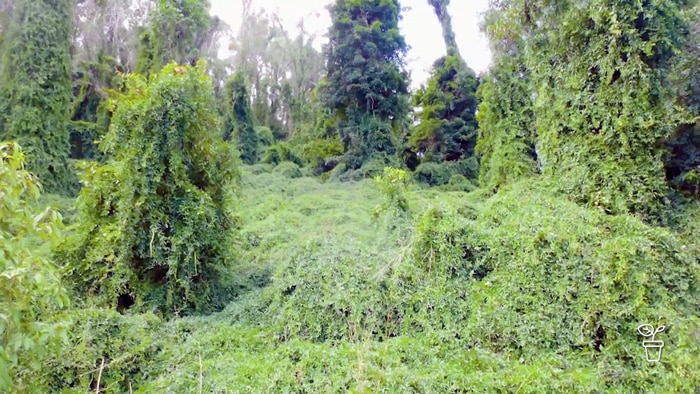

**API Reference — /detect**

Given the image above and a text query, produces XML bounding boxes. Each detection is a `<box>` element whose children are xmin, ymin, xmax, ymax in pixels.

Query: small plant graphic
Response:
<box><xmin>637</xmin><ymin>324</ymin><xmax>665</xmax><ymax>362</ymax></box>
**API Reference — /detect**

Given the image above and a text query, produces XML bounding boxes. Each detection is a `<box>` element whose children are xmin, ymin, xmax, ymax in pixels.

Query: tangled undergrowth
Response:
<box><xmin>36</xmin><ymin>169</ymin><xmax>700</xmax><ymax>393</ymax></box>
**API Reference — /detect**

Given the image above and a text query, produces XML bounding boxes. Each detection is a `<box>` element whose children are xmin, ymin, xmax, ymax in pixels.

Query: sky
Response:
<box><xmin>209</xmin><ymin>0</ymin><xmax>493</xmax><ymax>89</ymax></box>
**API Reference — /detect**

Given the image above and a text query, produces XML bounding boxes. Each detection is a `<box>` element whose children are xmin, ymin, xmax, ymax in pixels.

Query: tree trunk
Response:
<box><xmin>427</xmin><ymin>0</ymin><xmax>462</xmax><ymax>61</ymax></box>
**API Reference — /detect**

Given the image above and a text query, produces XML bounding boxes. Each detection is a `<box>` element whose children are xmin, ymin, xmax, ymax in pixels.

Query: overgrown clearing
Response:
<box><xmin>30</xmin><ymin>168</ymin><xmax>698</xmax><ymax>392</ymax></box>
<box><xmin>2</xmin><ymin>0</ymin><xmax>700</xmax><ymax>392</ymax></box>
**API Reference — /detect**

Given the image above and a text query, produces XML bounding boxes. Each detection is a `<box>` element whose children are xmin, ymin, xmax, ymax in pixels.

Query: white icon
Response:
<box><xmin>637</xmin><ymin>324</ymin><xmax>665</xmax><ymax>362</ymax></box>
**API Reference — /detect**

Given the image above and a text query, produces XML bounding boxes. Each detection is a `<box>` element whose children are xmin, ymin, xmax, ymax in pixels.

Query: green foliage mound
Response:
<box><xmin>261</xmin><ymin>141</ymin><xmax>303</xmax><ymax>166</ymax></box>
<box><xmin>45</xmin><ymin>309</ymin><xmax>163</xmax><ymax>393</ymax></box>
<box><xmin>412</xmin><ymin>157</ymin><xmax>479</xmax><ymax>188</ymax></box>
<box><xmin>239</xmin><ymin>178</ymin><xmax>700</xmax><ymax>390</ymax></box>
<box><xmin>463</xmin><ymin>181</ymin><xmax>700</xmax><ymax>374</ymax></box>
<box><xmin>273</xmin><ymin>161</ymin><xmax>304</xmax><ymax>179</ymax></box>
<box><xmin>59</xmin><ymin>62</ymin><xmax>240</xmax><ymax>316</ymax></box>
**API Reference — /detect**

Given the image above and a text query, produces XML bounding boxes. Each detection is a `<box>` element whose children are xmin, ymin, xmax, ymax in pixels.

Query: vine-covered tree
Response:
<box><xmin>475</xmin><ymin>54</ymin><xmax>537</xmax><ymax>192</ymax></box>
<box><xmin>523</xmin><ymin>0</ymin><xmax>690</xmax><ymax>217</ymax></box>
<box><xmin>0</xmin><ymin>0</ymin><xmax>75</xmax><ymax>195</ymax></box>
<box><xmin>224</xmin><ymin>71</ymin><xmax>258</xmax><ymax>164</ymax></box>
<box><xmin>475</xmin><ymin>2</ymin><xmax>538</xmax><ymax>192</ymax></box>
<box><xmin>410</xmin><ymin>0</ymin><xmax>479</xmax><ymax>165</ymax></box>
<box><xmin>321</xmin><ymin>0</ymin><xmax>410</xmax><ymax>169</ymax></box>
<box><xmin>60</xmin><ymin>62</ymin><xmax>240</xmax><ymax>316</ymax></box>
<box><xmin>427</xmin><ymin>0</ymin><xmax>461</xmax><ymax>59</ymax></box>
<box><xmin>664</xmin><ymin>6</ymin><xmax>700</xmax><ymax>198</ymax></box>
<box><xmin>412</xmin><ymin>55</ymin><xmax>479</xmax><ymax>163</ymax></box>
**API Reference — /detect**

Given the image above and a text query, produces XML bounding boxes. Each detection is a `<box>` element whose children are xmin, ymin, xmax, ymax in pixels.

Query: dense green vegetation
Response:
<box><xmin>1</xmin><ymin>0</ymin><xmax>699</xmax><ymax>392</ymax></box>
<box><xmin>0</xmin><ymin>0</ymin><xmax>75</xmax><ymax>195</ymax></box>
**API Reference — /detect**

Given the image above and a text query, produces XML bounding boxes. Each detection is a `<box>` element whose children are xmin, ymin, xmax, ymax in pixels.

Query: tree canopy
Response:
<box><xmin>321</xmin><ymin>0</ymin><xmax>410</xmax><ymax>169</ymax></box>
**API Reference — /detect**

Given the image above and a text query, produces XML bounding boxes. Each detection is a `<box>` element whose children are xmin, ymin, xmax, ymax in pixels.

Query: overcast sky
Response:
<box><xmin>209</xmin><ymin>0</ymin><xmax>493</xmax><ymax>89</ymax></box>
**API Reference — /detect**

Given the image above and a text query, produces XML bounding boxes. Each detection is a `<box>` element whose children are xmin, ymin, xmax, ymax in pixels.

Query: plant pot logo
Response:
<box><xmin>637</xmin><ymin>324</ymin><xmax>665</xmax><ymax>362</ymax></box>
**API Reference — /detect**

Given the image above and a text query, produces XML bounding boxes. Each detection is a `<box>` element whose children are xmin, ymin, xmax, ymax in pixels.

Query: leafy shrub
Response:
<box><xmin>413</xmin><ymin>162</ymin><xmax>452</xmax><ymax>186</ymax></box>
<box><xmin>446</xmin><ymin>156</ymin><xmax>479</xmax><ymax>179</ymax></box>
<box><xmin>0</xmin><ymin>142</ymin><xmax>70</xmax><ymax>392</ymax></box>
<box><xmin>45</xmin><ymin>309</ymin><xmax>163</xmax><ymax>393</ymax></box>
<box><xmin>261</xmin><ymin>237</ymin><xmax>396</xmax><ymax>343</ymax></box>
<box><xmin>301</xmin><ymin>136</ymin><xmax>343</xmax><ymax>173</ymax></box>
<box><xmin>261</xmin><ymin>141</ymin><xmax>303</xmax><ymax>166</ymax></box>
<box><xmin>436</xmin><ymin>174</ymin><xmax>477</xmax><ymax>192</ymax></box>
<box><xmin>324</xmin><ymin>162</ymin><xmax>347</xmax><ymax>182</ymax></box>
<box><xmin>273</xmin><ymin>161</ymin><xmax>303</xmax><ymax>179</ymax></box>
<box><xmin>372</xmin><ymin>167</ymin><xmax>412</xmax><ymax>218</ymax></box>
<box><xmin>336</xmin><ymin>156</ymin><xmax>400</xmax><ymax>182</ymax></box>
<box><xmin>457</xmin><ymin>180</ymin><xmax>700</xmax><ymax>389</ymax></box>
<box><xmin>255</xmin><ymin>125</ymin><xmax>274</xmax><ymax>147</ymax></box>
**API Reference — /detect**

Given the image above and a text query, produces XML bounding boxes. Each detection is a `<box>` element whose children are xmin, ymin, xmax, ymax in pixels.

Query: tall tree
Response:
<box><xmin>321</xmin><ymin>0</ymin><xmax>410</xmax><ymax>169</ymax></box>
<box><xmin>411</xmin><ymin>56</ymin><xmax>479</xmax><ymax>162</ymax></box>
<box><xmin>427</xmin><ymin>0</ymin><xmax>461</xmax><ymax>59</ymax></box>
<box><xmin>0</xmin><ymin>0</ymin><xmax>75</xmax><ymax>195</ymax></box>
<box><xmin>474</xmin><ymin>0</ymin><xmax>538</xmax><ymax>192</ymax></box>
<box><xmin>224</xmin><ymin>71</ymin><xmax>258</xmax><ymax>164</ymax></box>
<box><xmin>410</xmin><ymin>0</ymin><xmax>479</xmax><ymax>164</ymax></box>
<box><xmin>72</xmin><ymin>0</ymin><xmax>155</xmax><ymax>72</ymax></box>
<box><xmin>475</xmin><ymin>54</ymin><xmax>537</xmax><ymax>192</ymax></box>
<box><xmin>68</xmin><ymin>0</ymin><xmax>156</xmax><ymax>161</ymax></box>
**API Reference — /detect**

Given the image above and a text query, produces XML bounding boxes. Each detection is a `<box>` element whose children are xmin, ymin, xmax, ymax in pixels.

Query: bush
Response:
<box><xmin>255</xmin><ymin>125</ymin><xmax>274</xmax><ymax>147</ymax></box>
<box><xmin>261</xmin><ymin>142</ymin><xmax>303</xmax><ymax>166</ymax></box>
<box><xmin>260</xmin><ymin>237</ymin><xmax>396</xmax><ymax>343</ymax></box>
<box><xmin>413</xmin><ymin>162</ymin><xmax>452</xmax><ymax>186</ymax></box>
<box><xmin>301</xmin><ymin>137</ymin><xmax>343</xmax><ymax>173</ymax></box>
<box><xmin>372</xmin><ymin>167</ymin><xmax>412</xmax><ymax>219</ymax></box>
<box><xmin>324</xmin><ymin>162</ymin><xmax>347</xmax><ymax>182</ymax></box>
<box><xmin>446</xmin><ymin>156</ymin><xmax>479</xmax><ymax>179</ymax></box>
<box><xmin>437</xmin><ymin>174</ymin><xmax>477</xmax><ymax>192</ymax></box>
<box><xmin>0</xmin><ymin>142</ymin><xmax>70</xmax><ymax>392</ymax></box>
<box><xmin>336</xmin><ymin>156</ymin><xmax>400</xmax><ymax>183</ymax></box>
<box><xmin>45</xmin><ymin>309</ymin><xmax>163</xmax><ymax>393</ymax></box>
<box><xmin>273</xmin><ymin>161</ymin><xmax>303</xmax><ymax>179</ymax></box>
<box><xmin>458</xmin><ymin>180</ymin><xmax>700</xmax><ymax>386</ymax></box>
